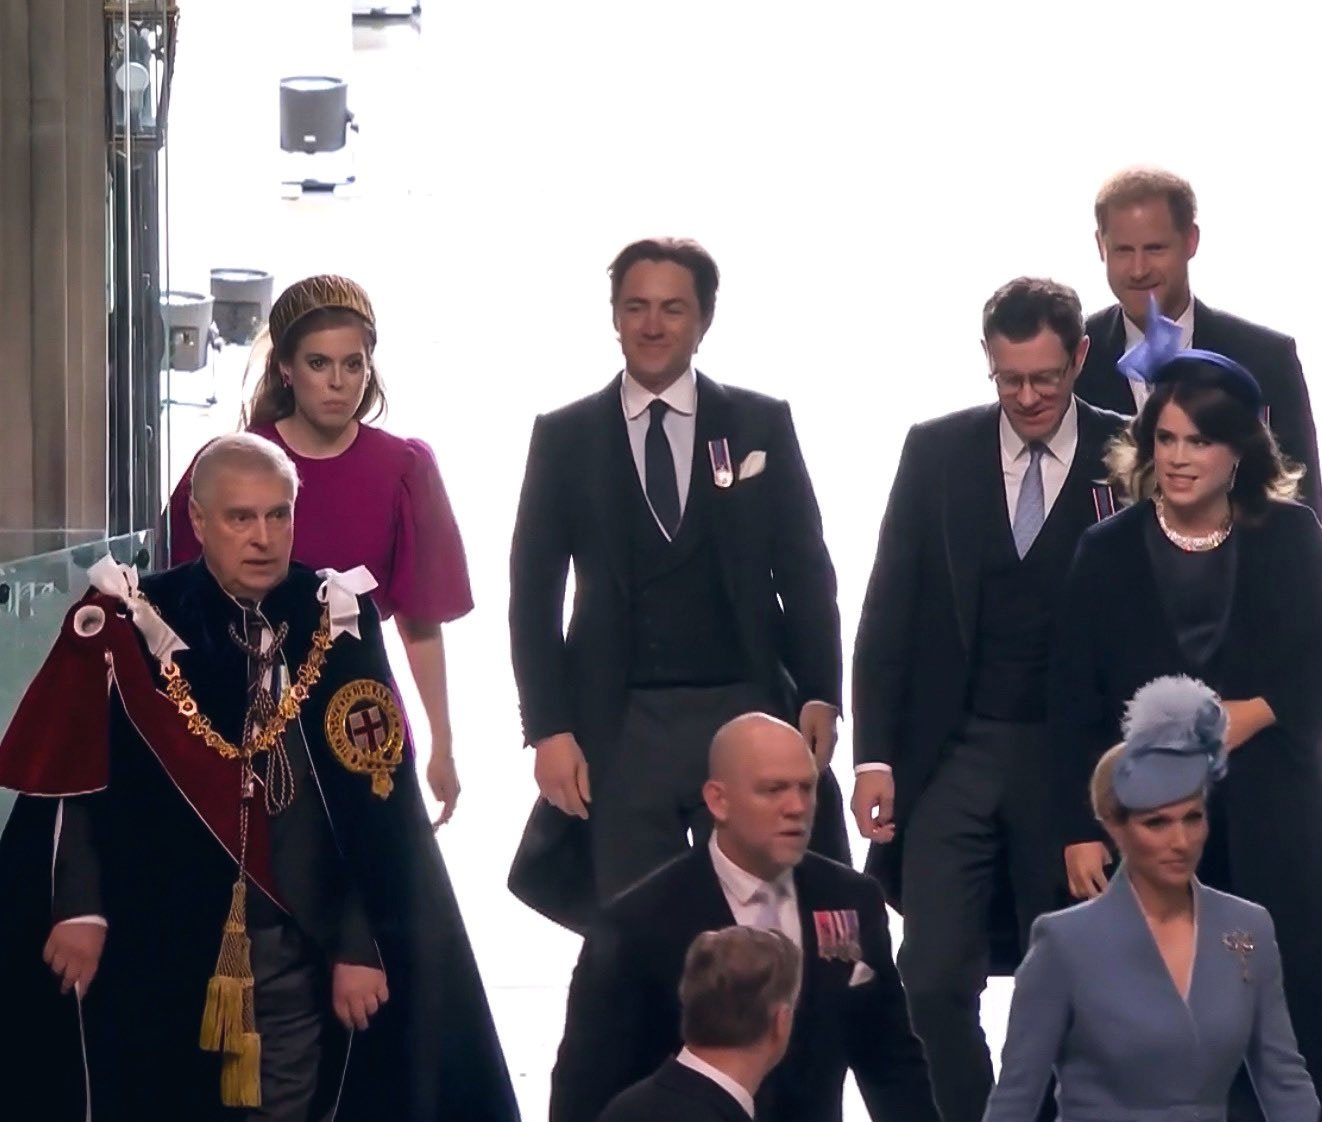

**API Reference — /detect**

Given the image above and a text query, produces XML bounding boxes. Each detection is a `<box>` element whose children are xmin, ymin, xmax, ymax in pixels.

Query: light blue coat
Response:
<box><xmin>983</xmin><ymin>865</ymin><xmax>1318</xmax><ymax>1122</ymax></box>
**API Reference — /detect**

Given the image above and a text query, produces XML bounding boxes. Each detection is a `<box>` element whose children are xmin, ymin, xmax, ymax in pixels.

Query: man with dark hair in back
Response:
<box><xmin>851</xmin><ymin>277</ymin><xmax>1127</xmax><ymax>1122</ymax></box>
<box><xmin>598</xmin><ymin>926</ymin><xmax>801</xmax><ymax>1122</ymax></box>
<box><xmin>1075</xmin><ymin>165</ymin><xmax>1320</xmax><ymax>511</ymax></box>
<box><xmin>508</xmin><ymin>237</ymin><xmax>850</xmax><ymax>927</ymax></box>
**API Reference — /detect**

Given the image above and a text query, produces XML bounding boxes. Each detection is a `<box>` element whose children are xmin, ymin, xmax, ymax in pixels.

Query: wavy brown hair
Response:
<box><xmin>1094</xmin><ymin>166</ymin><xmax>1197</xmax><ymax>234</ymax></box>
<box><xmin>241</xmin><ymin>307</ymin><xmax>385</xmax><ymax>428</ymax></box>
<box><xmin>608</xmin><ymin>237</ymin><xmax>720</xmax><ymax>325</ymax></box>
<box><xmin>1105</xmin><ymin>361</ymin><xmax>1301</xmax><ymax>524</ymax></box>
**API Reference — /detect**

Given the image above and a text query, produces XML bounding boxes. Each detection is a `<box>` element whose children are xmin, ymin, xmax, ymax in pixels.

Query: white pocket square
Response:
<box><xmin>737</xmin><ymin>450</ymin><xmax>766</xmax><ymax>481</ymax></box>
<box><xmin>848</xmin><ymin>962</ymin><xmax>876</xmax><ymax>987</ymax></box>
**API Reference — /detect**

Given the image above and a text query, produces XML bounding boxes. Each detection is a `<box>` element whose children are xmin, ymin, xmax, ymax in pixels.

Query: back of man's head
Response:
<box><xmin>679</xmin><ymin>926</ymin><xmax>801</xmax><ymax>1055</ymax></box>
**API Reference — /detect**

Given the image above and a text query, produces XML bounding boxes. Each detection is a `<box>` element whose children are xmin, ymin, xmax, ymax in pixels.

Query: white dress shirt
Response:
<box><xmin>708</xmin><ymin>833</ymin><xmax>801</xmax><ymax>949</ymax></box>
<box><xmin>1000</xmin><ymin>395</ymin><xmax>1079</xmax><ymax>516</ymax></box>
<box><xmin>621</xmin><ymin>367</ymin><xmax>697</xmax><ymax>540</ymax></box>
<box><xmin>675</xmin><ymin>1048</ymin><xmax>756</xmax><ymax>1118</ymax></box>
<box><xmin>1122</xmin><ymin>297</ymin><xmax>1196</xmax><ymax>411</ymax></box>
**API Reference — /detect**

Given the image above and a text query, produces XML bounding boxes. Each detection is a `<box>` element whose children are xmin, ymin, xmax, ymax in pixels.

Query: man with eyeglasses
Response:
<box><xmin>849</xmin><ymin>277</ymin><xmax>1126</xmax><ymax>1122</ymax></box>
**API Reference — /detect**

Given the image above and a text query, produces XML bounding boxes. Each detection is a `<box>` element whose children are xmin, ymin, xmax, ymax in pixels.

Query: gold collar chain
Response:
<box><xmin>159</xmin><ymin>606</ymin><xmax>335</xmax><ymax>760</ymax></box>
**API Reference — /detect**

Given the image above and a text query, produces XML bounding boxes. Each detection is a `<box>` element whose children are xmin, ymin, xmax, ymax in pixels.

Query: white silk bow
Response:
<box><xmin>316</xmin><ymin>566</ymin><xmax>379</xmax><ymax>640</ymax></box>
<box><xmin>86</xmin><ymin>554</ymin><xmax>190</xmax><ymax>665</ymax></box>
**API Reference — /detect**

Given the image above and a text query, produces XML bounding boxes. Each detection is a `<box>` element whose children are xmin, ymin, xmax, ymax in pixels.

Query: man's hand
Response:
<box><xmin>1064</xmin><ymin>841</ymin><xmax>1112</xmax><ymax>899</ymax></box>
<box><xmin>332</xmin><ymin>963</ymin><xmax>389</xmax><ymax>1031</ymax></box>
<box><xmin>1221</xmin><ymin>698</ymin><xmax>1276</xmax><ymax>753</ymax></box>
<box><xmin>426</xmin><ymin>733</ymin><xmax>461</xmax><ymax>830</ymax></box>
<box><xmin>799</xmin><ymin>703</ymin><xmax>839</xmax><ymax>769</ymax></box>
<box><xmin>851</xmin><ymin>770</ymin><xmax>897</xmax><ymax>844</ymax></box>
<box><xmin>43</xmin><ymin>921</ymin><xmax>106</xmax><ymax>996</ymax></box>
<box><xmin>533</xmin><ymin>732</ymin><xmax>591</xmax><ymax>819</ymax></box>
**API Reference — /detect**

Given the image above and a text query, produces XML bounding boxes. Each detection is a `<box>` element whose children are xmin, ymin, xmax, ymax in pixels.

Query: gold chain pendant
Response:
<box><xmin>158</xmin><ymin>607</ymin><xmax>335</xmax><ymax>760</ymax></box>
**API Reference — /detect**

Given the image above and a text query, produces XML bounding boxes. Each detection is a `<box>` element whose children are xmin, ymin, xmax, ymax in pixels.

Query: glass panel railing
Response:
<box><xmin>0</xmin><ymin>530</ymin><xmax>154</xmax><ymax>831</ymax></box>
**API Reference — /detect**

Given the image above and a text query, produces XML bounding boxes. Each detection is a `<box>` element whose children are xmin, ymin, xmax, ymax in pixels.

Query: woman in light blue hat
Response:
<box><xmin>985</xmin><ymin>675</ymin><xmax>1317</xmax><ymax>1122</ymax></box>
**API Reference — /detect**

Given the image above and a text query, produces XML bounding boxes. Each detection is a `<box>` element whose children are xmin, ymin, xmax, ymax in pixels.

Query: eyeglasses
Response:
<box><xmin>988</xmin><ymin>365</ymin><xmax>1071</xmax><ymax>395</ymax></box>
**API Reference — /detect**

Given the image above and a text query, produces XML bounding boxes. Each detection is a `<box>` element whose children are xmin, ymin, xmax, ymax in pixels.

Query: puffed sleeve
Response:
<box><xmin>385</xmin><ymin>438</ymin><xmax>474</xmax><ymax>624</ymax></box>
<box><xmin>163</xmin><ymin>450</ymin><xmax>204</xmax><ymax>566</ymax></box>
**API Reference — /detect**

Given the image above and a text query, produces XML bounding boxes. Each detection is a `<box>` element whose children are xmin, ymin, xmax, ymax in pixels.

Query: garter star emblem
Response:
<box><xmin>324</xmin><ymin>679</ymin><xmax>405</xmax><ymax>798</ymax></box>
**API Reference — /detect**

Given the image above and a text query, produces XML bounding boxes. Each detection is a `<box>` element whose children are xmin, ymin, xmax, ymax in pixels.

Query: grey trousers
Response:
<box><xmin>590</xmin><ymin>682</ymin><xmax>775</xmax><ymax>902</ymax></box>
<box><xmin>897</xmin><ymin>717</ymin><xmax>1059</xmax><ymax>1122</ymax></box>
<box><xmin>243</xmin><ymin>923</ymin><xmax>335</xmax><ymax>1122</ymax></box>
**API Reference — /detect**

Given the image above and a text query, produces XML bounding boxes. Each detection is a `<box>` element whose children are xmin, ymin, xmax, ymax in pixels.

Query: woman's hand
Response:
<box><xmin>426</xmin><ymin>729</ymin><xmax>460</xmax><ymax>829</ymax></box>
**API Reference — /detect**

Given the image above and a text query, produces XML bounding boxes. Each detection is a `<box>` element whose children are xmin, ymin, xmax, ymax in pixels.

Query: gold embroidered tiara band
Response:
<box><xmin>268</xmin><ymin>274</ymin><xmax>376</xmax><ymax>349</ymax></box>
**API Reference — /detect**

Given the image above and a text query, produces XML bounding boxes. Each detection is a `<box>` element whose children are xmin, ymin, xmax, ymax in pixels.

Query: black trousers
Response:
<box><xmin>244</xmin><ymin>922</ymin><xmax>336</xmax><ymax>1122</ymax></box>
<box><xmin>590</xmin><ymin>683</ymin><xmax>850</xmax><ymax>903</ymax></box>
<box><xmin>896</xmin><ymin>717</ymin><xmax>1061</xmax><ymax>1122</ymax></box>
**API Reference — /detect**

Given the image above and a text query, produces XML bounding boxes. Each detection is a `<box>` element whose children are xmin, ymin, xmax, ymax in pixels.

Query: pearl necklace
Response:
<box><xmin>1155</xmin><ymin>496</ymin><xmax>1233</xmax><ymax>552</ymax></box>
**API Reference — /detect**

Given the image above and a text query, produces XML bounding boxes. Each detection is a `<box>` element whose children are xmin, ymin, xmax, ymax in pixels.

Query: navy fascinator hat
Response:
<box><xmin>1117</xmin><ymin>293</ymin><xmax>1263</xmax><ymax>411</ymax></box>
<box><xmin>1113</xmin><ymin>675</ymin><xmax>1228</xmax><ymax>811</ymax></box>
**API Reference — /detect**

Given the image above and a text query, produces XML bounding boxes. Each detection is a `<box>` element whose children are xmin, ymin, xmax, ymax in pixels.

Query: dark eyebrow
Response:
<box><xmin>622</xmin><ymin>296</ymin><xmax>691</xmax><ymax>309</ymax></box>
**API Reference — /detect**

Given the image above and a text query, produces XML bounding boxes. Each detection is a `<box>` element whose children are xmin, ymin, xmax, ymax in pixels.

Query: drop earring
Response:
<box><xmin>1228</xmin><ymin>460</ymin><xmax>1240</xmax><ymax>492</ymax></box>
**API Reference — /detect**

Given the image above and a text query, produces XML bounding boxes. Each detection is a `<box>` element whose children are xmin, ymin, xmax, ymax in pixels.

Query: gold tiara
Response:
<box><xmin>268</xmin><ymin>274</ymin><xmax>376</xmax><ymax>348</ymax></box>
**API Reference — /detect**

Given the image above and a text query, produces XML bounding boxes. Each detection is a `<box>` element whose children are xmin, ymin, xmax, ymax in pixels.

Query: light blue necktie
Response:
<box><xmin>1012</xmin><ymin>443</ymin><xmax>1047</xmax><ymax>559</ymax></box>
<box><xmin>750</xmin><ymin>881</ymin><xmax>788</xmax><ymax>933</ymax></box>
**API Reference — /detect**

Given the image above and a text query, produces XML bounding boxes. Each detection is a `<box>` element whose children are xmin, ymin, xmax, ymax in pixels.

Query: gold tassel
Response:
<box><xmin>199</xmin><ymin>878</ymin><xmax>258</xmax><ymax>1061</ymax></box>
<box><xmin>199</xmin><ymin>975</ymin><xmax>246</xmax><ymax>1052</ymax></box>
<box><xmin>220</xmin><ymin>1033</ymin><xmax>263</xmax><ymax>1108</ymax></box>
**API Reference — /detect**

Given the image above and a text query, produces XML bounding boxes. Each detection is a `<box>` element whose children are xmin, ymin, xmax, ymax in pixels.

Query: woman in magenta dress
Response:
<box><xmin>167</xmin><ymin>274</ymin><xmax>470</xmax><ymax>820</ymax></box>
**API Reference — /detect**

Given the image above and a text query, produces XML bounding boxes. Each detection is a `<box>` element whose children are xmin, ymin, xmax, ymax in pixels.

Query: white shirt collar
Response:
<box><xmin>708</xmin><ymin>832</ymin><xmax>793</xmax><ymax>908</ymax></box>
<box><xmin>621</xmin><ymin>366</ymin><xmax>697</xmax><ymax>421</ymax></box>
<box><xmin>999</xmin><ymin>394</ymin><xmax>1079</xmax><ymax>465</ymax></box>
<box><xmin>675</xmin><ymin>1048</ymin><xmax>756</xmax><ymax>1117</ymax></box>
<box><xmin>1123</xmin><ymin>294</ymin><xmax>1196</xmax><ymax>351</ymax></box>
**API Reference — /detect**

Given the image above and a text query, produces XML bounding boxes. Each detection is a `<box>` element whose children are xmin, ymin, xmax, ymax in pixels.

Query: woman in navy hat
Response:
<box><xmin>986</xmin><ymin>676</ymin><xmax>1317</xmax><ymax>1121</ymax></box>
<box><xmin>1051</xmin><ymin>296</ymin><xmax>1322</xmax><ymax>1104</ymax></box>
